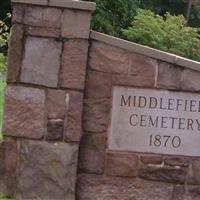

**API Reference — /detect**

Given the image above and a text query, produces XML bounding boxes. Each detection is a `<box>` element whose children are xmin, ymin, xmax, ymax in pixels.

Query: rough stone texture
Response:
<box><xmin>77</xmin><ymin>174</ymin><xmax>173</xmax><ymax>200</ymax></box>
<box><xmin>78</xmin><ymin>134</ymin><xmax>107</xmax><ymax>174</ymax></box>
<box><xmin>181</xmin><ymin>69</ymin><xmax>200</xmax><ymax>92</ymax></box>
<box><xmin>62</xmin><ymin>9</ymin><xmax>91</xmax><ymax>39</ymax></box>
<box><xmin>138</xmin><ymin>166</ymin><xmax>187</xmax><ymax>184</ymax></box>
<box><xmin>46</xmin><ymin>119</ymin><xmax>64</xmax><ymax>141</ymax></box>
<box><xmin>16</xmin><ymin>140</ymin><xmax>78</xmax><ymax>200</ymax></box>
<box><xmin>0</xmin><ymin>137</ymin><xmax>18</xmax><ymax>197</ymax></box>
<box><xmin>12</xmin><ymin>5</ymin><xmax>24</xmax><ymax>23</ymax></box>
<box><xmin>106</xmin><ymin>152</ymin><xmax>138</xmax><ymax>177</ymax></box>
<box><xmin>157</xmin><ymin>62</ymin><xmax>182</xmax><ymax>89</ymax></box>
<box><xmin>46</xmin><ymin>89</ymin><xmax>66</xmax><ymax>119</ymax></box>
<box><xmin>129</xmin><ymin>53</ymin><xmax>157</xmax><ymax>77</ymax></box>
<box><xmin>85</xmin><ymin>70</ymin><xmax>112</xmax><ymax>99</ymax></box>
<box><xmin>83</xmin><ymin>98</ymin><xmax>110</xmax><ymax>133</ymax></box>
<box><xmin>25</xmin><ymin>26</ymin><xmax>60</xmax><ymax>38</ymax></box>
<box><xmin>164</xmin><ymin>156</ymin><xmax>190</xmax><ymax>167</ymax></box>
<box><xmin>49</xmin><ymin>0</ymin><xmax>96</xmax><ymax>11</ymax></box>
<box><xmin>112</xmin><ymin>53</ymin><xmax>157</xmax><ymax>87</ymax></box>
<box><xmin>89</xmin><ymin>41</ymin><xmax>130</xmax><ymax>74</ymax></box>
<box><xmin>188</xmin><ymin>160</ymin><xmax>200</xmax><ymax>184</ymax></box>
<box><xmin>24</xmin><ymin>6</ymin><xmax>61</xmax><ymax>28</ymax></box>
<box><xmin>173</xmin><ymin>185</ymin><xmax>200</xmax><ymax>200</ymax></box>
<box><xmin>7</xmin><ymin>24</ymin><xmax>24</xmax><ymax>83</ymax></box>
<box><xmin>3</xmin><ymin>86</ymin><xmax>45</xmax><ymax>139</ymax></box>
<box><xmin>64</xmin><ymin>91</ymin><xmax>83</xmax><ymax>142</ymax></box>
<box><xmin>12</xmin><ymin>0</ymin><xmax>48</xmax><ymax>5</ymax></box>
<box><xmin>21</xmin><ymin>37</ymin><xmax>62</xmax><ymax>87</ymax></box>
<box><xmin>60</xmin><ymin>40</ymin><xmax>89</xmax><ymax>90</ymax></box>
<box><xmin>112</xmin><ymin>74</ymin><xmax>155</xmax><ymax>88</ymax></box>
<box><xmin>140</xmin><ymin>155</ymin><xmax>163</xmax><ymax>165</ymax></box>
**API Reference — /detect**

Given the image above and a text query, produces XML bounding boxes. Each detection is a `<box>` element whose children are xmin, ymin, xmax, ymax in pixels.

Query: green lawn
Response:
<box><xmin>0</xmin><ymin>195</ymin><xmax>13</xmax><ymax>200</ymax></box>
<box><xmin>0</xmin><ymin>81</ymin><xmax>13</xmax><ymax>200</ymax></box>
<box><xmin>0</xmin><ymin>197</ymin><xmax>10</xmax><ymax>200</ymax></box>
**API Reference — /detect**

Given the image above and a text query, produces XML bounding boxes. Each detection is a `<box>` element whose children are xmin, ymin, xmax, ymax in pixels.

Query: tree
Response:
<box><xmin>84</xmin><ymin>0</ymin><xmax>141</xmax><ymax>37</ymax></box>
<box><xmin>123</xmin><ymin>9</ymin><xmax>200</xmax><ymax>61</ymax></box>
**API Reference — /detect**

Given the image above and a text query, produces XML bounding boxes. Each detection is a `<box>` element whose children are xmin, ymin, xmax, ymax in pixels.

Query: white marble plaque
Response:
<box><xmin>109</xmin><ymin>86</ymin><xmax>200</xmax><ymax>156</ymax></box>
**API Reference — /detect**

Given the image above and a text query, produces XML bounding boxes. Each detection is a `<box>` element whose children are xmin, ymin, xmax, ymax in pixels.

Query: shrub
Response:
<box><xmin>122</xmin><ymin>9</ymin><xmax>200</xmax><ymax>61</ymax></box>
<box><xmin>0</xmin><ymin>13</ymin><xmax>10</xmax><ymax>73</ymax></box>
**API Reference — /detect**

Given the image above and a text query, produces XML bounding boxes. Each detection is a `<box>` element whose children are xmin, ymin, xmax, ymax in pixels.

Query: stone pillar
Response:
<box><xmin>1</xmin><ymin>0</ymin><xmax>95</xmax><ymax>199</ymax></box>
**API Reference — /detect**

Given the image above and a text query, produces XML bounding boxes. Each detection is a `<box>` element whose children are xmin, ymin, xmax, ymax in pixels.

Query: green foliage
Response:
<box><xmin>0</xmin><ymin>193</ymin><xmax>13</xmax><ymax>200</ymax></box>
<box><xmin>0</xmin><ymin>54</ymin><xmax>7</xmax><ymax>73</ymax></box>
<box><xmin>0</xmin><ymin>13</ymin><xmax>10</xmax><ymax>48</ymax></box>
<box><xmin>123</xmin><ymin>9</ymin><xmax>200</xmax><ymax>61</ymax></box>
<box><xmin>0</xmin><ymin>13</ymin><xmax>10</xmax><ymax>73</ymax></box>
<box><xmin>139</xmin><ymin>0</ymin><xmax>187</xmax><ymax>16</ymax></box>
<box><xmin>84</xmin><ymin>0</ymin><xmax>141</xmax><ymax>37</ymax></box>
<box><xmin>84</xmin><ymin>0</ymin><xmax>200</xmax><ymax>33</ymax></box>
<box><xmin>189</xmin><ymin>5</ymin><xmax>200</xmax><ymax>27</ymax></box>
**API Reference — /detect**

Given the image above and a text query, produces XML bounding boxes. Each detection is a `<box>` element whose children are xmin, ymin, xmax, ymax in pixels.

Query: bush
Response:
<box><xmin>123</xmin><ymin>9</ymin><xmax>200</xmax><ymax>61</ymax></box>
<box><xmin>0</xmin><ymin>13</ymin><xmax>10</xmax><ymax>73</ymax></box>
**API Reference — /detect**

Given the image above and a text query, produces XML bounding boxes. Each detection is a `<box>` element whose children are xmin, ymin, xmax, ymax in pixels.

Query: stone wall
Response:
<box><xmin>1</xmin><ymin>0</ymin><xmax>200</xmax><ymax>199</ymax></box>
<box><xmin>77</xmin><ymin>32</ymin><xmax>200</xmax><ymax>200</ymax></box>
<box><xmin>0</xmin><ymin>0</ymin><xmax>95</xmax><ymax>199</ymax></box>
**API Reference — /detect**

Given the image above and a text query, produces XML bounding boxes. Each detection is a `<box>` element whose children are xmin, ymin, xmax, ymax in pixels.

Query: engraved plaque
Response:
<box><xmin>109</xmin><ymin>86</ymin><xmax>200</xmax><ymax>156</ymax></box>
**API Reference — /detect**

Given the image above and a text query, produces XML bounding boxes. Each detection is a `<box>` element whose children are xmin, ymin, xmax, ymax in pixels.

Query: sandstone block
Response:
<box><xmin>60</xmin><ymin>40</ymin><xmax>88</xmax><ymax>90</ymax></box>
<box><xmin>61</xmin><ymin>9</ymin><xmax>91</xmax><ymax>39</ymax></box>
<box><xmin>85</xmin><ymin>70</ymin><xmax>112</xmax><ymax>99</ymax></box>
<box><xmin>129</xmin><ymin>53</ymin><xmax>157</xmax><ymax>77</ymax></box>
<box><xmin>12</xmin><ymin>5</ymin><xmax>24</xmax><ymax>23</ymax></box>
<box><xmin>188</xmin><ymin>160</ymin><xmax>200</xmax><ymax>184</ymax></box>
<box><xmin>157</xmin><ymin>62</ymin><xmax>182</xmax><ymax>89</ymax></box>
<box><xmin>83</xmin><ymin>98</ymin><xmax>110</xmax><ymax>133</ymax></box>
<box><xmin>77</xmin><ymin>174</ymin><xmax>173</xmax><ymax>200</ymax></box>
<box><xmin>106</xmin><ymin>152</ymin><xmax>138</xmax><ymax>177</ymax></box>
<box><xmin>49</xmin><ymin>0</ymin><xmax>96</xmax><ymax>11</ymax></box>
<box><xmin>25</xmin><ymin>26</ymin><xmax>60</xmax><ymax>38</ymax></box>
<box><xmin>47</xmin><ymin>119</ymin><xmax>64</xmax><ymax>141</ymax></box>
<box><xmin>112</xmin><ymin>74</ymin><xmax>155</xmax><ymax>88</ymax></box>
<box><xmin>89</xmin><ymin>41</ymin><xmax>130</xmax><ymax>74</ymax></box>
<box><xmin>112</xmin><ymin>53</ymin><xmax>157</xmax><ymax>88</ymax></box>
<box><xmin>12</xmin><ymin>0</ymin><xmax>48</xmax><ymax>5</ymax></box>
<box><xmin>16</xmin><ymin>140</ymin><xmax>78</xmax><ymax>200</ymax></box>
<box><xmin>7</xmin><ymin>24</ymin><xmax>24</xmax><ymax>83</ymax></box>
<box><xmin>64</xmin><ymin>91</ymin><xmax>83</xmax><ymax>142</ymax></box>
<box><xmin>138</xmin><ymin>166</ymin><xmax>186</xmax><ymax>184</ymax></box>
<box><xmin>164</xmin><ymin>156</ymin><xmax>190</xmax><ymax>167</ymax></box>
<box><xmin>140</xmin><ymin>155</ymin><xmax>163</xmax><ymax>165</ymax></box>
<box><xmin>173</xmin><ymin>185</ymin><xmax>200</xmax><ymax>200</ymax></box>
<box><xmin>46</xmin><ymin>89</ymin><xmax>66</xmax><ymax>119</ymax></box>
<box><xmin>181</xmin><ymin>69</ymin><xmax>200</xmax><ymax>92</ymax></box>
<box><xmin>78</xmin><ymin>134</ymin><xmax>107</xmax><ymax>174</ymax></box>
<box><xmin>21</xmin><ymin>37</ymin><xmax>62</xmax><ymax>87</ymax></box>
<box><xmin>24</xmin><ymin>6</ymin><xmax>61</xmax><ymax>28</ymax></box>
<box><xmin>0</xmin><ymin>137</ymin><xmax>18</xmax><ymax>197</ymax></box>
<box><xmin>3</xmin><ymin>86</ymin><xmax>45</xmax><ymax>139</ymax></box>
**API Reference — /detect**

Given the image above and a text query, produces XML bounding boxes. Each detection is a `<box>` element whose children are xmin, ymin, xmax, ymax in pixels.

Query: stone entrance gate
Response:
<box><xmin>1</xmin><ymin>0</ymin><xmax>200</xmax><ymax>199</ymax></box>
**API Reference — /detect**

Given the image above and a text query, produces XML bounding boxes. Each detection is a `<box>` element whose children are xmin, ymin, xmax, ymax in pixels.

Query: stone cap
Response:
<box><xmin>11</xmin><ymin>0</ymin><xmax>96</xmax><ymax>11</ymax></box>
<box><xmin>90</xmin><ymin>31</ymin><xmax>200</xmax><ymax>72</ymax></box>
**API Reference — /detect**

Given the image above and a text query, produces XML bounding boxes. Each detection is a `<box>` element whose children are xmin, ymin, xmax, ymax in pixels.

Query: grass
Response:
<box><xmin>0</xmin><ymin>81</ymin><xmax>13</xmax><ymax>200</ymax></box>
<box><xmin>0</xmin><ymin>79</ymin><xmax>6</xmax><ymax>140</ymax></box>
<box><xmin>0</xmin><ymin>194</ymin><xmax>13</xmax><ymax>200</ymax></box>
